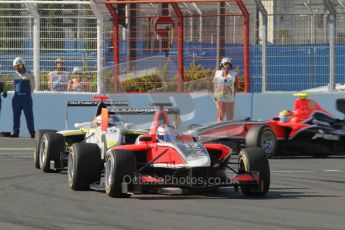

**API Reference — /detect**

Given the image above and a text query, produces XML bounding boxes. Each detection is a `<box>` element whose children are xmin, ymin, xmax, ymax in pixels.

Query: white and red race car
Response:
<box><xmin>67</xmin><ymin>103</ymin><xmax>270</xmax><ymax>198</ymax></box>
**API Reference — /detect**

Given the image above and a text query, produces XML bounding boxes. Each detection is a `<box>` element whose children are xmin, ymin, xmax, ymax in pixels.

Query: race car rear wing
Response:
<box><xmin>107</xmin><ymin>104</ymin><xmax>181</xmax><ymax>129</ymax></box>
<box><xmin>67</xmin><ymin>101</ymin><xmax>128</xmax><ymax>107</ymax></box>
<box><xmin>107</xmin><ymin>107</ymin><xmax>180</xmax><ymax>115</ymax></box>
<box><xmin>65</xmin><ymin>99</ymin><xmax>180</xmax><ymax>129</ymax></box>
<box><xmin>65</xmin><ymin>100</ymin><xmax>129</xmax><ymax>129</ymax></box>
<box><xmin>100</xmin><ymin>107</ymin><xmax>180</xmax><ymax>132</ymax></box>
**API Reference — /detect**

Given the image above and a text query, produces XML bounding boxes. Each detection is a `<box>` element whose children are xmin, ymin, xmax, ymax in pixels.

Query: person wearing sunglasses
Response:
<box><xmin>48</xmin><ymin>58</ymin><xmax>69</xmax><ymax>91</ymax></box>
<box><xmin>213</xmin><ymin>57</ymin><xmax>238</xmax><ymax>121</ymax></box>
<box><xmin>67</xmin><ymin>66</ymin><xmax>87</xmax><ymax>92</ymax></box>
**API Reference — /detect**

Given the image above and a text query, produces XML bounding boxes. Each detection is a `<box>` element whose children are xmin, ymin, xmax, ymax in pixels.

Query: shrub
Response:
<box><xmin>121</xmin><ymin>73</ymin><xmax>162</xmax><ymax>92</ymax></box>
<box><xmin>183</xmin><ymin>63</ymin><xmax>215</xmax><ymax>82</ymax></box>
<box><xmin>183</xmin><ymin>63</ymin><xmax>215</xmax><ymax>92</ymax></box>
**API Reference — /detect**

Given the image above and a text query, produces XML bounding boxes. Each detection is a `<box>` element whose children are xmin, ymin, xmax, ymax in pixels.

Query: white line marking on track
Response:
<box><xmin>11</xmin><ymin>156</ymin><xmax>33</xmax><ymax>158</ymax></box>
<box><xmin>272</xmin><ymin>170</ymin><xmax>316</xmax><ymax>173</ymax></box>
<box><xmin>323</xmin><ymin>170</ymin><xmax>343</xmax><ymax>172</ymax></box>
<box><xmin>272</xmin><ymin>170</ymin><xmax>344</xmax><ymax>173</ymax></box>
<box><xmin>0</xmin><ymin>148</ymin><xmax>34</xmax><ymax>151</ymax></box>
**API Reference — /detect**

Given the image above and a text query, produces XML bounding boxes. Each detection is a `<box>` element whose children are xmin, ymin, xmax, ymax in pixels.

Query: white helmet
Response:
<box><xmin>94</xmin><ymin>115</ymin><xmax>120</xmax><ymax>127</ymax></box>
<box><xmin>13</xmin><ymin>57</ymin><xmax>25</xmax><ymax>66</ymax></box>
<box><xmin>73</xmin><ymin>66</ymin><xmax>82</xmax><ymax>74</ymax></box>
<box><xmin>220</xmin><ymin>57</ymin><xmax>232</xmax><ymax>65</ymax></box>
<box><xmin>156</xmin><ymin>124</ymin><xmax>177</xmax><ymax>142</ymax></box>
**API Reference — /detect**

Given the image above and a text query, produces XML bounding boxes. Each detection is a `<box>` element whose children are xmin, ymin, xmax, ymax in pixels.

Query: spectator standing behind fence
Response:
<box><xmin>11</xmin><ymin>57</ymin><xmax>35</xmax><ymax>138</ymax></box>
<box><xmin>213</xmin><ymin>57</ymin><xmax>238</xmax><ymax>121</ymax></box>
<box><xmin>67</xmin><ymin>66</ymin><xmax>86</xmax><ymax>92</ymax></box>
<box><xmin>48</xmin><ymin>58</ymin><xmax>69</xmax><ymax>91</ymax></box>
<box><xmin>0</xmin><ymin>64</ymin><xmax>8</xmax><ymax>123</ymax></box>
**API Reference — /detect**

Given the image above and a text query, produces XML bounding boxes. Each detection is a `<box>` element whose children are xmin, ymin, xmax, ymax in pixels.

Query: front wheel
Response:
<box><xmin>68</xmin><ymin>143</ymin><xmax>102</xmax><ymax>191</ymax></box>
<box><xmin>105</xmin><ymin>149</ymin><xmax>135</xmax><ymax>198</ymax></box>
<box><xmin>239</xmin><ymin>147</ymin><xmax>270</xmax><ymax>197</ymax></box>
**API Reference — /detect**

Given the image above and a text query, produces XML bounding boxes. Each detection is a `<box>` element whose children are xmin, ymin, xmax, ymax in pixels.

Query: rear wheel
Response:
<box><xmin>246</xmin><ymin>126</ymin><xmax>278</xmax><ymax>158</ymax></box>
<box><xmin>39</xmin><ymin>132</ymin><xmax>64</xmax><ymax>172</ymax></box>
<box><xmin>239</xmin><ymin>147</ymin><xmax>270</xmax><ymax>197</ymax></box>
<box><xmin>68</xmin><ymin>143</ymin><xmax>102</xmax><ymax>190</ymax></box>
<box><xmin>34</xmin><ymin>129</ymin><xmax>56</xmax><ymax>169</ymax></box>
<box><xmin>105</xmin><ymin>149</ymin><xmax>135</xmax><ymax>198</ymax></box>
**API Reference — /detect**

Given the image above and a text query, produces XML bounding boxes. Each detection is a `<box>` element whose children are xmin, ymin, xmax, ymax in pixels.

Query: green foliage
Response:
<box><xmin>40</xmin><ymin>72</ymin><xmax>49</xmax><ymax>91</ymax></box>
<box><xmin>102</xmin><ymin>68</ymin><xmax>115</xmax><ymax>93</ymax></box>
<box><xmin>82</xmin><ymin>71</ymin><xmax>97</xmax><ymax>92</ymax></box>
<box><xmin>236</xmin><ymin>75</ymin><xmax>245</xmax><ymax>92</ymax></box>
<box><xmin>121</xmin><ymin>73</ymin><xmax>162</xmax><ymax>92</ymax></box>
<box><xmin>3</xmin><ymin>76</ymin><xmax>13</xmax><ymax>91</ymax></box>
<box><xmin>183</xmin><ymin>63</ymin><xmax>215</xmax><ymax>92</ymax></box>
<box><xmin>183</xmin><ymin>63</ymin><xmax>215</xmax><ymax>82</ymax></box>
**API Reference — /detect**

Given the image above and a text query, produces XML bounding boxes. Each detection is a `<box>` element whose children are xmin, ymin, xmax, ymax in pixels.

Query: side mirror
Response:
<box><xmin>139</xmin><ymin>135</ymin><xmax>152</xmax><ymax>142</ymax></box>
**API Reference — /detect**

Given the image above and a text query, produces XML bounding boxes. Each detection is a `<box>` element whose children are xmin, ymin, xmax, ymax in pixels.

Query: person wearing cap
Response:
<box><xmin>11</xmin><ymin>57</ymin><xmax>35</xmax><ymax>138</ymax></box>
<box><xmin>0</xmin><ymin>64</ymin><xmax>8</xmax><ymax>123</ymax></box>
<box><xmin>67</xmin><ymin>66</ymin><xmax>86</xmax><ymax>92</ymax></box>
<box><xmin>213</xmin><ymin>57</ymin><xmax>239</xmax><ymax>121</ymax></box>
<box><xmin>48</xmin><ymin>58</ymin><xmax>69</xmax><ymax>91</ymax></box>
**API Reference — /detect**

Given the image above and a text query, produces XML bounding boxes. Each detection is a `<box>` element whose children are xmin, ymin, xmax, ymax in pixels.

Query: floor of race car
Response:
<box><xmin>0</xmin><ymin>138</ymin><xmax>345</xmax><ymax>230</ymax></box>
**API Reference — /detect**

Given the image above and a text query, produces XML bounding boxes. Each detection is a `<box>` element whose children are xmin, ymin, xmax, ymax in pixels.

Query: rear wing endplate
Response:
<box><xmin>65</xmin><ymin>100</ymin><xmax>128</xmax><ymax>129</ymax></box>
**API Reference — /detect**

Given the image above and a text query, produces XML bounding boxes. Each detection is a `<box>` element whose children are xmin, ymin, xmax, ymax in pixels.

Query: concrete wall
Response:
<box><xmin>0</xmin><ymin>92</ymin><xmax>344</xmax><ymax>137</ymax></box>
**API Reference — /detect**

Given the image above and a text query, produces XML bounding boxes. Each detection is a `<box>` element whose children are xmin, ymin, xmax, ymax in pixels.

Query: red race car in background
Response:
<box><xmin>187</xmin><ymin>93</ymin><xmax>345</xmax><ymax>158</ymax></box>
<box><xmin>67</xmin><ymin>103</ymin><xmax>270</xmax><ymax>198</ymax></box>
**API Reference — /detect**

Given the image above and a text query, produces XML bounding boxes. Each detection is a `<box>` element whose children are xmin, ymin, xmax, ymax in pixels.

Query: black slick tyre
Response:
<box><xmin>246</xmin><ymin>126</ymin><xmax>277</xmax><ymax>158</ymax></box>
<box><xmin>34</xmin><ymin>129</ymin><xmax>56</xmax><ymax>169</ymax></box>
<box><xmin>239</xmin><ymin>147</ymin><xmax>270</xmax><ymax>197</ymax></box>
<box><xmin>68</xmin><ymin>143</ymin><xmax>102</xmax><ymax>191</ymax></box>
<box><xmin>105</xmin><ymin>149</ymin><xmax>135</xmax><ymax>198</ymax></box>
<box><xmin>39</xmin><ymin>132</ymin><xmax>64</xmax><ymax>172</ymax></box>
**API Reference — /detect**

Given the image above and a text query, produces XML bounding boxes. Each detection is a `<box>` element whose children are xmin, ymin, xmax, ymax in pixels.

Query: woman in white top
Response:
<box><xmin>213</xmin><ymin>57</ymin><xmax>238</xmax><ymax>121</ymax></box>
<box><xmin>48</xmin><ymin>58</ymin><xmax>69</xmax><ymax>91</ymax></box>
<box><xmin>67</xmin><ymin>66</ymin><xmax>84</xmax><ymax>92</ymax></box>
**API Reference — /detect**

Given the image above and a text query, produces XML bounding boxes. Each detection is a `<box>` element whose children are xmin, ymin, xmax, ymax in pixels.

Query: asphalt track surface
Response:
<box><xmin>1</xmin><ymin>138</ymin><xmax>345</xmax><ymax>230</ymax></box>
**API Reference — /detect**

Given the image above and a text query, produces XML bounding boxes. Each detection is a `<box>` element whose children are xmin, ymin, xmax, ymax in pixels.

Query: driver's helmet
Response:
<box><xmin>109</xmin><ymin>115</ymin><xmax>123</xmax><ymax>127</ymax></box>
<box><xmin>94</xmin><ymin>115</ymin><xmax>119</xmax><ymax>127</ymax></box>
<box><xmin>279</xmin><ymin>110</ymin><xmax>291</xmax><ymax>122</ymax></box>
<box><xmin>156</xmin><ymin>124</ymin><xmax>177</xmax><ymax>142</ymax></box>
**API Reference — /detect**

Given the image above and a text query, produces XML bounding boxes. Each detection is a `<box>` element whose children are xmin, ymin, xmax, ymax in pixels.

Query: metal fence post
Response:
<box><xmin>253</xmin><ymin>0</ymin><xmax>267</xmax><ymax>92</ymax></box>
<box><xmin>90</xmin><ymin>1</ymin><xmax>104</xmax><ymax>94</ymax></box>
<box><xmin>25</xmin><ymin>3</ymin><xmax>40</xmax><ymax>91</ymax></box>
<box><xmin>216</xmin><ymin>2</ymin><xmax>225</xmax><ymax>69</ymax></box>
<box><xmin>324</xmin><ymin>0</ymin><xmax>336</xmax><ymax>92</ymax></box>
